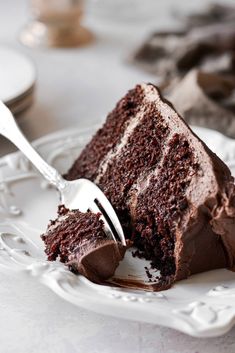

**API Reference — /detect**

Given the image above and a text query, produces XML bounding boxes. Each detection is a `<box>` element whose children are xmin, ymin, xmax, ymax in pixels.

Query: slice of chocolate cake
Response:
<box><xmin>65</xmin><ymin>83</ymin><xmax>235</xmax><ymax>290</ymax></box>
<box><xmin>41</xmin><ymin>205</ymin><xmax>126</xmax><ymax>283</ymax></box>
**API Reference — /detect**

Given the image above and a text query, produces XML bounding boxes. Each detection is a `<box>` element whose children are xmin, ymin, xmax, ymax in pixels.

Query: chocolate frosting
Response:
<box><xmin>68</xmin><ymin>240</ymin><xmax>126</xmax><ymax>283</ymax></box>
<box><xmin>155</xmin><ymin>85</ymin><xmax>235</xmax><ymax>282</ymax></box>
<box><xmin>65</xmin><ymin>83</ymin><xmax>235</xmax><ymax>291</ymax></box>
<box><xmin>146</xmin><ymin>85</ymin><xmax>235</xmax><ymax>285</ymax></box>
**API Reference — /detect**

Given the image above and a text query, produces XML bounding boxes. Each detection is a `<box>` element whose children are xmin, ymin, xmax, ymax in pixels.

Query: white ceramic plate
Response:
<box><xmin>0</xmin><ymin>47</ymin><xmax>36</xmax><ymax>104</ymax></box>
<box><xmin>1</xmin><ymin>125</ymin><xmax>235</xmax><ymax>338</ymax></box>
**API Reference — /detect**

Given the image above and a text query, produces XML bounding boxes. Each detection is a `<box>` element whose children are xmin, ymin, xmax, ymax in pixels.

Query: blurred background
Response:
<box><xmin>0</xmin><ymin>0</ymin><xmax>235</xmax><ymax>156</ymax></box>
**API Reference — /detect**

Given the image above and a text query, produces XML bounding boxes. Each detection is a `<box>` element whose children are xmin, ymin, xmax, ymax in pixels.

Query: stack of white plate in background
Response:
<box><xmin>0</xmin><ymin>46</ymin><xmax>36</xmax><ymax>115</ymax></box>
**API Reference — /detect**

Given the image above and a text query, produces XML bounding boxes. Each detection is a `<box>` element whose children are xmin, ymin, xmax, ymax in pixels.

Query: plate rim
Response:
<box><xmin>0</xmin><ymin>46</ymin><xmax>36</xmax><ymax>103</ymax></box>
<box><xmin>1</xmin><ymin>124</ymin><xmax>235</xmax><ymax>338</ymax></box>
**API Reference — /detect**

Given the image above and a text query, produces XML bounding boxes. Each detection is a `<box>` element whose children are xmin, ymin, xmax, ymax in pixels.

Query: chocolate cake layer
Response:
<box><xmin>65</xmin><ymin>83</ymin><xmax>235</xmax><ymax>290</ymax></box>
<box><xmin>66</xmin><ymin>85</ymin><xmax>145</xmax><ymax>181</ymax></box>
<box><xmin>133</xmin><ymin>133</ymin><xmax>197</xmax><ymax>280</ymax></box>
<box><xmin>41</xmin><ymin>206</ymin><xmax>126</xmax><ymax>283</ymax></box>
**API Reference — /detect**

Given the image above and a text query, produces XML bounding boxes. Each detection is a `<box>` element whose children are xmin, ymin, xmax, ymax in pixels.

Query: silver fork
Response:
<box><xmin>0</xmin><ymin>101</ymin><xmax>126</xmax><ymax>246</ymax></box>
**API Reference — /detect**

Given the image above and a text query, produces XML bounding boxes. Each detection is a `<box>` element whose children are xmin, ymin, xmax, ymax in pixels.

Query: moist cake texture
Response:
<box><xmin>65</xmin><ymin>83</ymin><xmax>235</xmax><ymax>290</ymax></box>
<box><xmin>41</xmin><ymin>205</ymin><xmax>126</xmax><ymax>283</ymax></box>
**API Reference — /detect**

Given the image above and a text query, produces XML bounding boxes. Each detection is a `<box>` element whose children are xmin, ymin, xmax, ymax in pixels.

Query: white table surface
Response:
<box><xmin>1</xmin><ymin>0</ymin><xmax>235</xmax><ymax>352</ymax></box>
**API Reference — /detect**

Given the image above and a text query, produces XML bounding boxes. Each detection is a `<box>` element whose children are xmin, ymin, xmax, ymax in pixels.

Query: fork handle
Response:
<box><xmin>0</xmin><ymin>101</ymin><xmax>67</xmax><ymax>190</ymax></box>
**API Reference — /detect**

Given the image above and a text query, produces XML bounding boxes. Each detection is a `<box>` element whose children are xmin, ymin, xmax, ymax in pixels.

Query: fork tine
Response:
<box><xmin>88</xmin><ymin>202</ymin><xmax>116</xmax><ymax>243</ymax></box>
<box><xmin>80</xmin><ymin>179</ymin><xmax>126</xmax><ymax>246</ymax></box>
